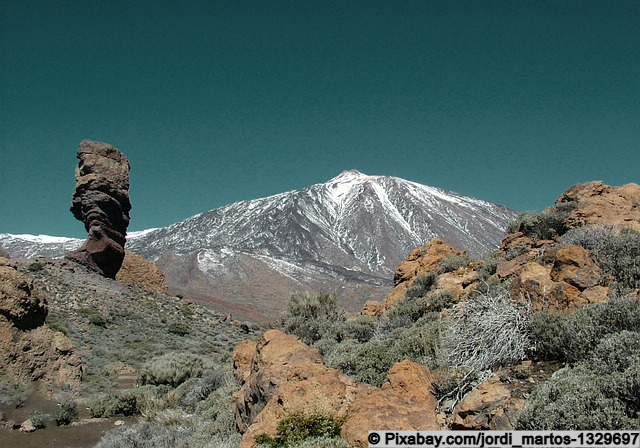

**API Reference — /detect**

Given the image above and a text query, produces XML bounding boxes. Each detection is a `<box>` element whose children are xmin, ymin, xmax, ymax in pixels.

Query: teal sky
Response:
<box><xmin>1</xmin><ymin>0</ymin><xmax>639</xmax><ymax>238</ymax></box>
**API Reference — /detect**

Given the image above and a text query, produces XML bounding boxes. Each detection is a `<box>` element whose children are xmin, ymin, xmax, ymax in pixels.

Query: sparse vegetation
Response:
<box><xmin>507</xmin><ymin>201</ymin><xmax>576</xmax><ymax>241</ymax></box>
<box><xmin>255</xmin><ymin>412</ymin><xmax>343</xmax><ymax>448</ymax></box>
<box><xmin>561</xmin><ymin>224</ymin><xmax>640</xmax><ymax>293</ymax></box>
<box><xmin>138</xmin><ymin>353</ymin><xmax>205</xmax><ymax>388</ymax></box>
<box><xmin>54</xmin><ymin>398</ymin><xmax>79</xmax><ymax>426</ymax></box>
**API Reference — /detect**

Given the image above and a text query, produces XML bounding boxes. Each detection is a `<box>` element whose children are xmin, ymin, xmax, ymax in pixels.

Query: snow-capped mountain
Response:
<box><xmin>1</xmin><ymin>170</ymin><xmax>519</xmax><ymax>321</ymax></box>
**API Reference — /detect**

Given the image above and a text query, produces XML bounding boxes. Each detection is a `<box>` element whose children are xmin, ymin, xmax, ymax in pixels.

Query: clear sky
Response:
<box><xmin>1</xmin><ymin>0</ymin><xmax>638</xmax><ymax>238</ymax></box>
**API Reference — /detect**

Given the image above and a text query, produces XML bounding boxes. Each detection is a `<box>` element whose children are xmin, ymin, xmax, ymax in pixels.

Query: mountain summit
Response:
<box><xmin>123</xmin><ymin>171</ymin><xmax>518</xmax><ymax>320</ymax></box>
<box><xmin>1</xmin><ymin>171</ymin><xmax>518</xmax><ymax>321</ymax></box>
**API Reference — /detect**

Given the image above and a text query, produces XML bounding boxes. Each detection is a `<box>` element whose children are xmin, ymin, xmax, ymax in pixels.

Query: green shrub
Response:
<box><xmin>405</xmin><ymin>273</ymin><xmax>438</xmax><ymax>299</ymax></box>
<box><xmin>325</xmin><ymin>339</ymin><xmax>398</xmax><ymax>387</ymax></box>
<box><xmin>256</xmin><ymin>412</ymin><xmax>343</xmax><ymax>448</ymax></box>
<box><xmin>508</xmin><ymin>202</ymin><xmax>576</xmax><ymax>241</ymax></box>
<box><xmin>138</xmin><ymin>353</ymin><xmax>204</xmax><ymax>387</ymax></box>
<box><xmin>528</xmin><ymin>297</ymin><xmax>640</xmax><ymax>363</ymax></box>
<box><xmin>89</xmin><ymin>389</ymin><xmax>146</xmax><ymax>418</ymax></box>
<box><xmin>437</xmin><ymin>255</ymin><xmax>470</xmax><ymax>274</ymax></box>
<box><xmin>95</xmin><ymin>421</ymin><xmax>193</xmax><ymax>448</ymax></box>
<box><xmin>27</xmin><ymin>261</ymin><xmax>45</xmax><ymax>272</ymax></box>
<box><xmin>54</xmin><ymin>398</ymin><xmax>79</xmax><ymax>426</ymax></box>
<box><xmin>334</xmin><ymin>315</ymin><xmax>377</xmax><ymax>343</ymax></box>
<box><xmin>527</xmin><ymin>311</ymin><xmax>572</xmax><ymax>360</ymax></box>
<box><xmin>280</xmin><ymin>292</ymin><xmax>344</xmax><ymax>345</ymax></box>
<box><xmin>444</xmin><ymin>287</ymin><xmax>531</xmax><ymax>370</ymax></box>
<box><xmin>29</xmin><ymin>410</ymin><xmax>47</xmax><ymax>429</ymax></box>
<box><xmin>561</xmin><ymin>224</ymin><xmax>640</xmax><ymax>292</ymax></box>
<box><xmin>388</xmin><ymin>317</ymin><xmax>445</xmax><ymax>368</ymax></box>
<box><xmin>167</xmin><ymin>322</ymin><xmax>190</xmax><ymax>336</ymax></box>
<box><xmin>76</xmin><ymin>307</ymin><xmax>108</xmax><ymax>328</ymax></box>
<box><xmin>517</xmin><ymin>362</ymin><xmax>640</xmax><ymax>430</ymax></box>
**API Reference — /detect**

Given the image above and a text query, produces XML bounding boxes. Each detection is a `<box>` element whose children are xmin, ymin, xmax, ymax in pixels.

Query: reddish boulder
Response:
<box><xmin>65</xmin><ymin>140</ymin><xmax>131</xmax><ymax>279</ymax></box>
<box><xmin>550</xmin><ymin>245</ymin><xmax>601</xmax><ymax>290</ymax></box>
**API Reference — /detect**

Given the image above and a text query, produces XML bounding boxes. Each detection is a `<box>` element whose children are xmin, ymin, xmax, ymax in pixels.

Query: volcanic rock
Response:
<box><xmin>0</xmin><ymin>258</ymin><xmax>82</xmax><ymax>387</ymax></box>
<box><xmin>556</xmin><ymin>181</ymin><xmax>640</xmax><ymax>231</ymax></box>
<box><xmin>232</xmin><ymin>330</ymin><xmax>439</xmax><ymax>448</ymax></box>
<box><xmin>450</xmin><ymin>376</ymin><xmax>524</xmax><ymax>430</ymax></box>
<box><xmin>116</xmin><ymin>251</ymin><xmax>168</xmax><ymax>294</ymax></box>
<box><xmin>385</xmin><ymin>239</ymin><xmax>466</xmax><ymax>308</ymax></box>
<box><xmin>65</xmin><ymin>140</ymin><xmax>131</xmax><ymax>279</ymax></box>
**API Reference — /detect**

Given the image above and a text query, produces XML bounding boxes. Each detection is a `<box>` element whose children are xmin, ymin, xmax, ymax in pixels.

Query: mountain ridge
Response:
<box><xmin>1</xmin><ymin>170</ymin><xmax>519</xmax><ymax>321</ymax></box>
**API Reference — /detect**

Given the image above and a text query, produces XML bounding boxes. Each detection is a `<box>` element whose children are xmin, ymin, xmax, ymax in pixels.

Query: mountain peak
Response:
<box><xmin>329</xmin><ymin>169</ymin><xmax>369</xmax><ymax>182</ymax></box>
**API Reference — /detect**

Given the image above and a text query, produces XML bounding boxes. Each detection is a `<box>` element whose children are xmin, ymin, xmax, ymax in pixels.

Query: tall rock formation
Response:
<box><xmin>65</xmin><ymin>140</ymin><xmax>131</xmax><ymax>278</ymax></box>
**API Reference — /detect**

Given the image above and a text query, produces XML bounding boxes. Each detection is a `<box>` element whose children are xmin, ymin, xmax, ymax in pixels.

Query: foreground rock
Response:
<box><xmin>116</xmin><ymin>251</ymin><xmax>169</xmax><ymax>294</ymax></box>
<box><xmin>233</xmin><ymin>330</ymin><xmax>438</xmax><ymax>448</ymax></box>
<box><xmin>65</xmin><ymin>140</ymin><xmax>131</xmax><ymax>279</ymax></box>
<box><xmin>0</xmin><ymin>257</ymin><xmax>82</xmax><ymax>387</ymax></box>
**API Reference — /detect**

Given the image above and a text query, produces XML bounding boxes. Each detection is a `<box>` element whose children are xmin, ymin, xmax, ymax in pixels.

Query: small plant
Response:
<box><xmin>29</xmin><ymin>410</ymin><xmax>47</xmax><ymax>429</ymax></box>
<box><xmin>255</xmin><ymin>412</ymin><xmax>343</xmax><ymax>448</ymax></box>
<box><xmin>405</xmin><ymin>273</ymin><xmax>438</xmax><ymax>299</ymax></box>
<box><xmin>528</xmin><ymin>296</ymin><xmax>640</xmax><ymax>363</ymax></box>
<box><xmin>167</xmin><ymin>322</ymin><xmax>190</xmax><ymax>336</ymax></box>
<box><xmin>437</xmin><ymin>255</ymin><xmax>470</xmax><ymax>274</ymax></box>
<box><xmin>508</xmin><ymin>202</ymin><xmax>576</xmax><ymax>241</ymax></box>
<box><xmin>561</xmin><ymin>224</ymin><xmax>640</xmax><ymax>293</ymax></box>
<box><xmin>280</xmin><ymin>292</ymin><xmax>344</xmax><ymax>345</ymax></box>
<box><xmin>54</xmin><ymin>398</ymin><xmax>79</xmax><ymax>426</ymax></box>
<box><xmin>138</xmin><ymin>352</ymin><xmax>204</xmax><ymax>387</ymax></box>
<box><xmin>27</xmin><ymin>261</ymin><xmax>45</xmax><ymax>272</ymax></box>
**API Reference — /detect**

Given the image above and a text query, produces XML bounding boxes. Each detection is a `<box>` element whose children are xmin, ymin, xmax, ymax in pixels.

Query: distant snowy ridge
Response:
<box><xmin>1</xmin><ymin>170</ymin><xmax>519</xmax><ymax>321</ymax></box>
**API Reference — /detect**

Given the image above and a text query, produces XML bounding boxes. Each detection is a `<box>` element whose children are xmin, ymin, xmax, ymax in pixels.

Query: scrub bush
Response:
<box><xmin>138</xmin><ymin>352</ymin><xmax>204</xmax><ymax>387</ymax></box>
<box><xmin>444</xmin><ymin>287</ymin><xmax>531</xmax><ymax>370</ymax></box>
<box><xmin>255</xmin><ymin>412</ymin><xmax>343</xmax><ymax>448</ymax></box>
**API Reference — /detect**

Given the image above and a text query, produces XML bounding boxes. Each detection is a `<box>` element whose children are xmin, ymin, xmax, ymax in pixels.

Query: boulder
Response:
<box><xmin>0</xmin><ymin>258</ymin><xmax>47</xmax><ymax>330</ymax></box>
<box><xmin>0</xmin><ymin>258</ymin><xmax>82</xmax><ymax>387</ymax></box>
<box><xmin>19</xmin><ymin>419</ymin><xmax>36</xmax><ymax>433</ymax></box>
<box><xmin>342</xmin><ymin>360</ymin><xmax>438</xmax><ymax>448</ymax></box>
<box><xmin>385</xmin><ymin>239</ymin><xmax>466</xmax><ymax>307</ymax></box>
<box><xmin>233</xmin><ymin>330</ymin><xmax>439</xmax><ymax>448</ymax></box>
<box><xmin>116</xmin><ymin>251</ymin><xmax>168</xmax><ymax>294</ymax></box>
<box><xmin>450</xmin><ymin>376</ymin><xmax>524</xmax><ymax>430</ymax></box>
<box><xmin>65</xmin><ymin>140</ymin><xmax>131</xmax><ymax>279</ymax></box>
<box><xmin>550</xmin><ymin>245</ymin><xmax>601</xmax><ymax>290</ymax></box>
<box><xmin>556</xmin><ymin>181</ymin><xmax>640</xmax><ymax>231</ymax></box>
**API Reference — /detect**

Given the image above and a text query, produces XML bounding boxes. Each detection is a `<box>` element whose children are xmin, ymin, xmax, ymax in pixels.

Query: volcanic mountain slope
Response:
<box><xmin>1</xmin><ymin>171</ymin><xmax>518</xmax><ymax>321</ymax></box>
<box><xmin>125</xmin><ymin>170</ymin><xmax>518</xmax><ymax>320</ymax></box>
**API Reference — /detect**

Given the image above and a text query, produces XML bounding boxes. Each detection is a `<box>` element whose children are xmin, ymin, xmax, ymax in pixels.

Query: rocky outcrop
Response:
<box><xmin>116</xmin><ymin>251</ymin><xmax>169</xmax><ymax>294</ymax></box>
<box><xmin>0</xmin><ymin>258</ymin><xmax>82</xmax><ymax>387</ymax></box>
<box><xmin>232</xmin><ymin>330</ymin><xmax>438</xmax><ymax>448</ymax></box>
<box><xmin>556</xmin><ymin>181</ymin><xmax>640</xmax><ymax>231</ymax></box>
<box><xmin>385</xmin><ymin>239</ymin><xmax>467</xmax><ymax>308</ymax></box>
<box><xmin>65</xmin><ymin>140</ymin><xmax>131</xmax><ymax>279</ymax></box>
<box><xmin>450</xmin><ymin>376</ymin><xmax>524</xmax><ymax>430</ymax></box>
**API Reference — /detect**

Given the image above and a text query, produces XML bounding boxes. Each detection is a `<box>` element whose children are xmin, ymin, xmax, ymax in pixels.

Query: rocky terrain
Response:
<box><xmin>230</xmin><ymin>180</ymin><xmax>640</xmax><ymax>446</ymax></box>
<box><xmin>1</xmin><ymin>170</ymin><xmax>518</xmax><ymax>322</ymax></box>
<box><xmin>0</xmin><ymin>179</ymin><xmax>638</xmax><ymax>448</ymax></box>
<box><xmin>65</xmin><ymin>140</ymin><xmax>132</xmax><ymax>279</ymax></box>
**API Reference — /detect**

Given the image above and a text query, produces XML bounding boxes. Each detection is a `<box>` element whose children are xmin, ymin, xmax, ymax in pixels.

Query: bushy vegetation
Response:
<box><xmin>561</xmin><ymin>224</ymin><xmax>640</xmax><ymax>293</ymax></box>
<box><xmin>54</xmin><ymin>398</ymin><xmax>79</xmax><ymax>426</ymax></box>
<box><xmin>444</xmin><ymin>287</ymin><xmax>531</xmax><ymax>370</ymax></box>
<box><xmin>528</xmin><ymin>296</ymin><xmax>640</xmax><ymax>363</ymax></box>
<box><xmin>255</xmin><ymin>412</ymin><xmax>343</xmax><ymax>448</ymax></box>
<box><xmin>518</xmin><ymin>331</ymin><xmax>640</xmax><ymax>430</ymax></box>
<box><xmin>507</xmin><ymin>202</ymin><xmax>576</xmax><ymax>241</ymax></box>
<box><xmin>29</xmin><ymin>410</ymin><xmax>47</xmax><ymax>429</ymax></box>
<box><xmin>281</xmin><ymin>292</ymin><xmax>344</xmax><ymax>345</ymax></box>
<box><xmin>138</xmin><ymin>353</ymin><xmax>205</xmax><ymax>387</ymax></box>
